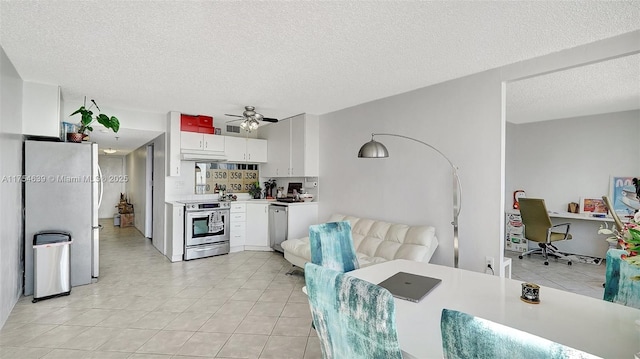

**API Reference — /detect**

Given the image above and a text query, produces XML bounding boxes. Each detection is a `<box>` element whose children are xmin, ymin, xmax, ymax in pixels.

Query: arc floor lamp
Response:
<box><xmin>358</xmin><ymin>133</ymin><xmax>462</xmax><ymax>268</ymax></box>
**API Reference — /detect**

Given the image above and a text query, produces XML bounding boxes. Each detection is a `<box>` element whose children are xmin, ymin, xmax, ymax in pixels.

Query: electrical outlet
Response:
<box><xmin>485</xmin><ymin>256</ymin><xmax>495</xmax><ymax>270</ymax></box>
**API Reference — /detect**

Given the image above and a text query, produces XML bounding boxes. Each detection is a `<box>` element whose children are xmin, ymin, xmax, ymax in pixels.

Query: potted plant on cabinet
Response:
<box><xmin>68</xmin><ymin>97</ymin><xmax>120</xmax><ymax>142</ymax></box>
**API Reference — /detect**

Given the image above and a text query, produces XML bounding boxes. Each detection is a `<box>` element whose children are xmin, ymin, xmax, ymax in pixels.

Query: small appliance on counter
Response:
<box><xmin>277</xmin><ymin>182</ymin><xmax>305</xmax><ymax>203</ymax></box>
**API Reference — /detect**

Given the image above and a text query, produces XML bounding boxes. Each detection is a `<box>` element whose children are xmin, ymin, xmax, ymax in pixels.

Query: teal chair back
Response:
<box><xmin>604</xmin><ymin>249</ymin><xmax>640</xmax><ymax>309</ymax></box>
<box><xmin>304</xmin><ymin>262</ymin><xmax>402</xmax><ymax>359</ymax></box>
<box><xmin>309</xmin><ymin>221</ymin><xmax>359</xmax><ymax>272</ymax></box>
<box><xmin>440</xmin><ymin>309</ymin><xmax>599</xmax><ymax>359</ymax></box>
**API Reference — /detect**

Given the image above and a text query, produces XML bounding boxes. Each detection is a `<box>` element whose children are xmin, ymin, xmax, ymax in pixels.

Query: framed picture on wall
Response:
<box><xmin>609</xmin><ymin>176</ymin><xmax>640</xmax><ymax>217</ymax></box>
<box><xmin>579</xmin><ymin>197</ymin><xmax>608</xmax><ymax>214</ymax></box>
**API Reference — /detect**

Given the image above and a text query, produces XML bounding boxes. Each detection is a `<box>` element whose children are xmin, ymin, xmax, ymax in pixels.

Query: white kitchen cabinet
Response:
<box><xmin>165</xmin><ymin>202</ymin><xmax>184</xmax><ymax>262</ymax></box>
<box><xmin>181</xmin><ymin>132</ymin><xmax>225</xmax><ymax>152</ymax></box>
<box><xmin>225</xmin><ymin>136</ymin><xmax>268</xmax><ymax>163</ymax></box>
<box><xmin>246</xmin><ymin>202</ymin><xmax>270</xmax><ymax>250</ymax></box>
<box><xmin>261</xmin><ymin>120</ymin><xmax>290</xmax><ymax>177</ymax></box>
<box><xmin>167</xmin><ymin>112</ymin><xmax>181</xmax><ymax>176</ymax></box>
<box><xmin>229</xmin><ymin>202</ymin><xmax>246</xmax><ymax>252</ymax></box>
<box><xmin>246</xmin><ymin>138</ymin><xmax>268</xmax><ymax>163</ymax></box>
<box><xmin>22</xmin><ymin>81</ymin><xmax>62</xmax><ymax>138</ymax></box>
<box><xmin>260</xmin><ymin>113</ymin><xmax>318</xmax><ymax>177</ymax></box>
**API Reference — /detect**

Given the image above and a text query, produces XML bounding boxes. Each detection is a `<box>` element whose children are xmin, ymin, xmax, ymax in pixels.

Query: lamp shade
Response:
<box><xmin>357</xmin><ymin>140</ymin><xmax>389</xmax><ymax>158</ymax></box>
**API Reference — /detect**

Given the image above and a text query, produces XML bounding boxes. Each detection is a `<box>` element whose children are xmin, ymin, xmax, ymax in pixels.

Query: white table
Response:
<box><xmin>350</xmin><ymin>259</ymin><xmax>640</xmax><ymax>359</ymax></box>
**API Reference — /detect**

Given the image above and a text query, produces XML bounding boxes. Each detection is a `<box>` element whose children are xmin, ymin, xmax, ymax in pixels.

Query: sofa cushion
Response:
<box><xmin>281</xmin><ymin>214</ymin><xmax>438</xmax><ymax>269</ymax></box>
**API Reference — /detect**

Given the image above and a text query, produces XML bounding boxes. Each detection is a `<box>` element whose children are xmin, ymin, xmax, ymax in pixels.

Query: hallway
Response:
<box><xmin>1</xmin><ymin>221</ymin><xmax>320</xmax><ymax>358</ymax></box>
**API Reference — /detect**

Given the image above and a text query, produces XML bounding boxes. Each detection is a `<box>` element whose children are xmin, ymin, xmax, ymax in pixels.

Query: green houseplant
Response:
<box><xmin>248</xmin><ymin>181</ymin><xmax>262</xmax><ymax>199</ymax></box>
<box><xmin>68</xmin><ymin>98</ymin><xmax>120</xmax><ymax>142</ymax></box>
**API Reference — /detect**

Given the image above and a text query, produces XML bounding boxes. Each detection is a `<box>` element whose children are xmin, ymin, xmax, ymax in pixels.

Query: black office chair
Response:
<box><xmin>518</xmin><ymin>198</ymin><xmax>572</xmax><ymax>266</ymax></box>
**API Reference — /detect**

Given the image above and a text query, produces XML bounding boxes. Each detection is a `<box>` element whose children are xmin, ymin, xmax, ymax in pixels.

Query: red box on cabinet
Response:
<box><xmin>198</xmin><ymin>115</ymin><xmax>213</xmax><ymax>128</ymax></box>
<box><xmin>180</xmin><ymin>114</ymin><xmax>200</xmax><ymax>132</ymax></box>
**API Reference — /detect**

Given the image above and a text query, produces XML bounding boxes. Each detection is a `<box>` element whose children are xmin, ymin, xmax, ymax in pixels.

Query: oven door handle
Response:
<box><xmin>192</xmin><ymin>245</ymin><xmax>225</xmax><ymax>251</ymax></box>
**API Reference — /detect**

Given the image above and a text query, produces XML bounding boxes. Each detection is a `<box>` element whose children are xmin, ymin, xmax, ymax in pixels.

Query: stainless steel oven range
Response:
<box><xmin>182</xmin><ymin>201</ymin><xmax>230</xmax><ymax>260</ymax></box>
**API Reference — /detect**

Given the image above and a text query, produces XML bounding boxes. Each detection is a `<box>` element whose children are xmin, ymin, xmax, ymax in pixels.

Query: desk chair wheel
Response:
<box><xmin>518</xmin><ymin>255</ymin><xmax>524</xmax><ymax>259</ymax></box>
<box><xmin>544</xmin><ymin>261</ymin><xmax>549</xmax><ymax>265</ymax></box>
<box><xmin>567</xmin><ymin>261</ymin><xmax>572</xmax><ymax>266</ymax></box>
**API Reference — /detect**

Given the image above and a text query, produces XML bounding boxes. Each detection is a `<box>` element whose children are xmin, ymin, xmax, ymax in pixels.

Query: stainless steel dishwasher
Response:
<box><xmin>269</xmin><ymin>204</ymin><xmax>288</xmax><ymax>253</ymax></box>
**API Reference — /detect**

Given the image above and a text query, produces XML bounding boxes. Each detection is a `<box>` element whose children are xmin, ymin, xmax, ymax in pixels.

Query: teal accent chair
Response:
<box><xmin>604</xmin><ymin>248</ymin><xmax>640</xmax><ymax>309</ymax></box>
<box><xmin>304</xmin><ymin>262</ymin><xmax>402</xmax><ymax>359</ymax></box>
<box><xmin>309</xmin><ymin>221</ymin><xmax>359</xmax><ymax>273</ymax></box>
<box><xmin>440</xmin><ymin>309</ymin><xmax>599</xmax><ymax>359</ymax></box>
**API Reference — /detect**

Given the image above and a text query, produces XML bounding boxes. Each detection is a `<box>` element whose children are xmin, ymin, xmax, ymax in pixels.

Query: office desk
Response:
<box><xmin>507</xmin><ymin>210</ymin><xmax>614</xmax><ymax>258</ymax></box>
<box><xmin>547</xmin><ymin>211</ymin><xmax>615</xmax><ymax>223</ymax></box>
<box><xmin>351</xmin><ymin>259</ymin><xmax>640</xmax><ymax>359</ymax></box>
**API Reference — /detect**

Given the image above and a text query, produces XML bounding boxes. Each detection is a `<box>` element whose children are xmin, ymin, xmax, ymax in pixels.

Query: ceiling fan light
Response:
<box><xmin>103</xmin><ymin>148</ymin><xmax>116</xmax><ymax>154</ymax></box>
<box><xmin>249</xmin><ymin>119</ymin><xmax>259</xmax><ymax>130</ymax></box>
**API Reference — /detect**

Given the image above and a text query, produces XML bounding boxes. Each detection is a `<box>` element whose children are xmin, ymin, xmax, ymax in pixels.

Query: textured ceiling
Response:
<box><xmin>89</xmin><ymin>128</ymin><xmax>163</xmax><ymax>156</ymax></box>
<box><xmin>1</xmin><ymin>1</ymin><xmax>639</xmax><ymax>151</ymax></box>
<box><xmin>508</xmin><ymin>54</ymin><xmax>640</xmax><ymax>124</ymax></box>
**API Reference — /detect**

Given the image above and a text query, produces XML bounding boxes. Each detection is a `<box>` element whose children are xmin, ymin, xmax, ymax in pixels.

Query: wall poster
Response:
<box><xmin>609</xmin><ymin>176</ymin><xmax>640</xmax><ymax>218</ymax></box>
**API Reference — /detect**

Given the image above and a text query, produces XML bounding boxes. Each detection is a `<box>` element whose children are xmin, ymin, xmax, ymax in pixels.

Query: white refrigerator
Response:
<box><xmin>24</xmin><ymin>140</ymin><xmax>101</xmax><ymax>296</ymax></box>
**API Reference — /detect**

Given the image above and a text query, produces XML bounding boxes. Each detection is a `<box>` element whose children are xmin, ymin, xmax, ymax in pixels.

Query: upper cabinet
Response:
<box><xmin>166</xmin><ymin>111</ymin><xmax>269</xmax><ymax>176</ymax></box>
<box><xmin>181</xmin><ymin>132</ymin><xmax>224</xmax><ymax>152</ymax></box>
<box><xmin>22</xmin><ymin>81</ymin><xmax>62</xmax><ymax>138</ymax></box>
<box><xmin>225</xmin><ymin>136</ymin><xmax>268</xmax><ymax>163</ymax></box>
<box><xmin>260</xmin><ymin>120</ymin><xmax>290</xmax><ymax>177</ymax></box>
<box><xmin>261</xmin><ymin>114</ymin><xmax>319</xmax><ymax>177</ymax></box>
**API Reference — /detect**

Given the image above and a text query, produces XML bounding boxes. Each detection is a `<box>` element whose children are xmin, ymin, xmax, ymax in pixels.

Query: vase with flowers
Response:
<box><xmin>599</xmin><ymin>211</ymin><xmax>640</xmax><ymax>308</ymax></box>
<box><xmin>67</xmin><ymin>97</ymin><xmax>120</xmax><ymax>142</ymax></box>
<box><xmin>599</xmin><ymin>211</ymin><xmax>640</xmax><ymax>266</ymax></box>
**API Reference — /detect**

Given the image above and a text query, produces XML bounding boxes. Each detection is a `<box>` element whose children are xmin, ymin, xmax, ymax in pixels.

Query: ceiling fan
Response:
<box><xmin>225</xmin><ymin>106</ymin><xmax>278</xmax><ymax>132</ymax></box>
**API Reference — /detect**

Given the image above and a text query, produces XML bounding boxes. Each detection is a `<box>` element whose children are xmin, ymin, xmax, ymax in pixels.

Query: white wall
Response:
<box><xmin>125</xmin><ymin>145</ymin><xmax>148</xmax><ymax>234</ymax></box>
<box><xmin>152</xmin><ymin>134</ymin><xmax>166</xmax><ymax>253</ymax></box>
<box><xmin>0</xmin><ymin>46</ymin><xmax>24</xmax><ymax>328</ymax></box>
<box><xmin>506</xmin><ymin>110</ymin><xmax>640</xmax><ymax>257</ymax></box>
<box><xmin>320</xmin><ymin>70</ymin><xmax>502</xmax><ymax>270</ymax></box>
<box><xmin>165</xmin><ymin>161</ymin><xmax>197</xmax><ymax>200</ymax></box>
<box><xmin>318</xmin><ymin>31</ymin><xmax>639</xmax><ymax>273</ymax></box>
<box><xmin>125</xmin><ymin>134</ymin><xmax>166</xmax><ymax>252</ymax></box>
<box><xmin>98</xmin><ymin>155</ymin><xmax>126</xmax><ymax>219</ymax></box>
<box><xmin>506</xmin><ymin>110</ymin><xmax>640</xmax><ymax>212</ymax></box>
<box><xmin>61</xmin><ymin>102</ymin><xmax>166</xmax><ymax>133</ymax></box>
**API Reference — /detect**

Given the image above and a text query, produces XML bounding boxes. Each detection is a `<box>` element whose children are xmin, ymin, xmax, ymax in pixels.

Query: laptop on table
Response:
<box><xmin>377</xmin><ymin>272</ymin><xmax>442</xmax><ymax>303</ymax></box>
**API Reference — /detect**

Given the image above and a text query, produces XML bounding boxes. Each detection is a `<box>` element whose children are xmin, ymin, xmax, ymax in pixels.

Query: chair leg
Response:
<box><xmin>518</xmin><ymin>246</ymin><xmax>543</xmax><ymax>259</ymax></box>
<box><xmin>518</xmin><ymin>243</ymin><xmax>572</xmax><ymax>266</ymax></box>
<box><xmin>285</xmin><ymin>265</ymin><xmax>304</xmax><ymax>276</ymax></box>
<box><xmin>544</xmin><ymin>244</ymin><xmax>572</xmax><ymax>266</ymax></box>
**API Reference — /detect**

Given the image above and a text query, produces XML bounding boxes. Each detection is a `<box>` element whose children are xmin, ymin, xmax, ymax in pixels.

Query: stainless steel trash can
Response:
<box><xmin>32</xmin><ymin>231</ymin><xmax>72</xmax><ymax>303</ymax></box>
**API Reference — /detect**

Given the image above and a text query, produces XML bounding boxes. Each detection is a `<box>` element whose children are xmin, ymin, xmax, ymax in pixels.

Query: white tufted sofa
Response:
<box><xmin>281</xmin><ymin>214</ymin><xmax>439</xmax><ymax>269</ymax></box>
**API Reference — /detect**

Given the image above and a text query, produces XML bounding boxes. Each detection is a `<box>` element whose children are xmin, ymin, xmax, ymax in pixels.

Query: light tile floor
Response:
<box><xmin>2</xmin><ymin>221</ymin><xmax>608</xmax><ymax>358</ymax></box>
<box><xmin>506</xmin><ymin>250</ymin><xmax>606</xmax><ymax>299</ymax></box>
<box><xmin>1</xmin><ymin>220</ymin><xmax>320</xmax><ymax>359</ymax></box>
